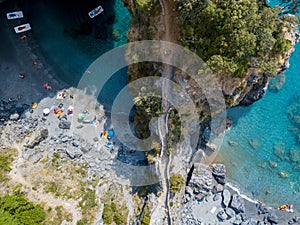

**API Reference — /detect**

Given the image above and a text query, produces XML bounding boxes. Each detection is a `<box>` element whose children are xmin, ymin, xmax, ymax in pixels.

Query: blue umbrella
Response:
<box><xmin>108</xmin><ymin>130</ymin><xmax>114</xmax><ymax>137</ymax></box>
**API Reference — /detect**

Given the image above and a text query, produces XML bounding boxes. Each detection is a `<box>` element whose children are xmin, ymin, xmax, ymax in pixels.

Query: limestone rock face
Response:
<box><xmin>222</xmin><ymin>189</ymin><xmax>231</xmax><ymax>207</ymax></box>
<box><xmin>211</xmin><ymin>163</ymin><xmax>226</xmax><ymax>184</ymax></box>
<box><xmin>230</xmin><ymin>194</ymin><xmax>246</xmax><ymax>214</ymax></box>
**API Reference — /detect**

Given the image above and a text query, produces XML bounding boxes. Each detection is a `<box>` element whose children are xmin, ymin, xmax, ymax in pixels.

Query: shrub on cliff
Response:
<box><xmin>169</xmin><ymin>173</ymin><xmax>185</xmax><ymax>193</ymax></box>
<box><xmin>175</xmin><ymin>0</ymin><xmax>292</xmax><ymax>77</ymax></box>
<box><xmin>0</xmin><ymin>192</ymin><xmax>46</xmax><ymax>225</ymax></box>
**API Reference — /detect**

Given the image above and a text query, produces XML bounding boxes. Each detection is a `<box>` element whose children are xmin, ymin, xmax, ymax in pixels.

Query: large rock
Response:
<box><xmin>230</xmin><ymin>194</ymin><xmax>245</xmax><ymax>214</ymax></box>
<box><xmin>217</xmin><ymin>209</ymin><xmax>228</xmax><ymax>221</ymax></box>
<box><xmin>211</xmin><ymin>163</ymin><xmax>226</xmax><ymax>184</ymax></box>
<box><xmin>222</xmin><ymin>189</ymin><xmax>231</xmax><ymax>207</ymax></box>
<box><xmin>290</xmin><ymin>146</ymin><xmax>300</xmax><ymax>162</ymax></box>
<box><xmin>267</xmin><ymin>211</ymin><xmax>279</xmax><ymax>224</ymax></box>
<box><xmin>273</xmin><ymin>142</ymin><xmax>285</xmax><ymax>160</ymax></box>
<box><xmin>211</xmin><ymin>164</ymin><xmax>226</xmax><ymax>177</ymax></box>
<box><xmin>188</xmin><ymin>165</ymin><xmax>213</xmax><ymax>191</ymax></box>
<box><xmin>65</xmin><ymin>148</ymin><xmax>82</xmax><ymax>159</ymax></box>
<box><xmin>58</xmin><ymin>121</ymin><xmax>71</xmax><ymax>129</ymax></box>
<box><xmin>10</xmin><ymin>113</ymin><xmax>19</xmax><ymax>121</ymax></box>
<box><xmin>225</xmin><ymin>207</ymin><xmax>236</xmax><ymax>219</ymax></box>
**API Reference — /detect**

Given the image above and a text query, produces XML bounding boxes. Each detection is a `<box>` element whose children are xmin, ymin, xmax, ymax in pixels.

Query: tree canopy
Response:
<box><xmin>0</xmin><ymin>192</ymin><xmax>46</xmax><ymax>225</ymax></box>
<box><xmin>175</xmin><ymin>0</ymin><xmax>293</xmax><ymax>77</ymax></box>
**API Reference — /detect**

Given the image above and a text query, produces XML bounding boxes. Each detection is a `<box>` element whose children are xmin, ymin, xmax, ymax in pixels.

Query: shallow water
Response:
<box><xmin>21</xmin><ymin>0</ymin><xmax>130</xmax><ymax>107</ymax></box>
<box><xmin>217</xmin><ymin>2</ymin><xmax>300</xmax><ymax>209</ymax></box>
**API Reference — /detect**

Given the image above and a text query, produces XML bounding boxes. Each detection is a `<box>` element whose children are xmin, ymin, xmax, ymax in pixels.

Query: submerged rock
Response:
<box><xmin>268</xmin><ymin>72</ymin><xmax>286</xmax><ymax>92</ymax></box>
<box><xmin>273</xmin><ymin>142</ymin><xmax>285</xmax><ymax>160</ymax></box>
<box><xmin>278</xmin><ymin>170</ymin><xmax>290</xmax><ymax>178</ymax></box>
<box><xmin>269</xmin><ymin>160</ymin><xmax>278</xmax><ymax>168</ymax></box>
<box><xmin>293</xmin><ymin>164</ymin><xmax>300</xmax><ymax>172</ymax></box>
<box><xmin>290</xmin><ymin>146</ymin><xmax>300</xmax><ymax>162</ymax></box>
<box><xmin>249</xmin><ymin>139</ymin><xmax>259</xmax><ymax>150</ymax></box>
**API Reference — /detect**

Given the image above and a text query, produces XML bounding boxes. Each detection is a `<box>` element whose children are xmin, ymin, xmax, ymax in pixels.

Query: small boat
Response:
<box><xmin>7</xmin><ymin>11</ymin><xmax>24</xmax><ymax>20</ymax></box>
<box><xmin>14</xmin><ymin>23</ymin><xmax>31</xmax><ymax>33</ymax></box>
<box><xmin>88</xmin><ymin>5</ymin><xmax>104</xmax><ymax>18</ymax></box>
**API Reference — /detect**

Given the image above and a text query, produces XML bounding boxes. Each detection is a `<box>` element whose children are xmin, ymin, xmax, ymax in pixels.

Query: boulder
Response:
<box><xmin>217</xmin><ymin>209</ymin><xmax>228</xmax><ymax>221</ymax></box>
<box><xmin>65</xmin><ymin>148</ymin><xmax>81</xmax><ymax>159</ymax></box>
<box><xmin>222</xmin><ymin>189</ymin><xmax>231</xmax><ymax>207</ymax></box>
<box><xmin>290</xmin><ymin>146</ymin><xmax>300</xmax><ymax>162</ymax></box>
<box><xmin>257</xmin><ymin>221</ymin><xmax>265</xmax><ymax>225</ymax></box>
<box><xmin>278</xmin><ymin>170</ymin><xmax>290</xmax><ymax>178</ymax></box>
<box><xmin>213</xmin><ymin>193</ymin><xmax>221</xmax><ymax>201</ymax></box>
<box><xmin>72</xmin><ymin>141</ymin><xmax>79</xmax><ymax>147</ymax></box>
<box><xmin>58</xmin><ymin>121</ymin><xmax>71</xmax><ymax>129</ymax></box>
<box><xmin>212</xmin><ymin>184</ymin><xmax>224</xmax><ymax>193</ymax></box>
<box><xmin>40</xmin><ymin>129</ymin><xmax>49</xmax><ymax>141</ymax></box>
<box><xmin>10</xmin><ymin>113</ymin><xmax>19</xmax><ymax>121</ymax></box>
<box><xmin>288</xmin><ymin>216</ymin><xmax>300</xmax><ymax>224</ymax></box>
<box><xmin>211</xmin><ymin>163</ymin><xmax>226</xmax><ymax>184</ymax></box>
<box><xmin>267</xmin><ymin>211</ymin><xmax>279</xmax><ymax>224</ymax></box>
<box><xmin>225</xmin><ymin>207</ymin><xmax>236</xmax><ymax>219</ymax></box>
<box><xmin>32</xmin><ymin>153</ymin><xmax>43</xmax><ymax>164</ymax></box>
<box><xmin>273</xmin><ymin>142</ymin><xmax>285</xmax><ymax>160</ymax></box>
<box><xmin>230</xmin><ymin>194</ymin><xmax>245</xmax><ymax>214</ymax></box>
<box><xmin>211</xmin><ymin>164</ymin><xmax>226</xmax><ymax>177</ymax></box>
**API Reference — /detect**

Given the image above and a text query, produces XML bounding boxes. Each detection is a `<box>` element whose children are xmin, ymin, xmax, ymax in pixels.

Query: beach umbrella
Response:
<box><xmin>108</xmin><ymin>130</ymin><xmax>114</xmax><ymax>137</ymax></box>
<box><xmin>43</xmin><ymin>108</ymin><xmax>50</xmax><ymax>116</ymax></box>
<box><xmin>103</xmin><ymin>131</ymin><xmax>108</xmax><ymax>138</ymax></box>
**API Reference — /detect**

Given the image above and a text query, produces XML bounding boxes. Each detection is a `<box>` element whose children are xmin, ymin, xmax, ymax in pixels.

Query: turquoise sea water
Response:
<box><xmin>218</xmin><ymin>1</ymin><xmax>300</xmax><ymax>209</ymax></box>
<box><xmin>23</xmin><ymin>0</ymin><xmax>130</xmax><ymax>107</ymax></box>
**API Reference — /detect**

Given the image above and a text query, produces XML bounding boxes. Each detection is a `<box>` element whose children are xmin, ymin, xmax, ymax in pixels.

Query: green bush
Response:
<box><xmin>169</xmin><ymin>173</ymin><xmax>185</xmax><ymax>193</ymax></box>
<box><xmin>0</xmin><ymin>192</ymin><xmax>46</xmax><ymax>225</ymax></box>
<box><xmin>103</xmin><ymin>204</ymin><xmax>113</xmax><ymax>224</ymax></box>
<box><xmin>274</xmin><ymin>38</ymin><xmax>292</xmax><ymax>53</ymax></box>
<box><xmin>114</xmin><ymin>212</ymin><xmax>126</xmax><ymax>225</ymax></box>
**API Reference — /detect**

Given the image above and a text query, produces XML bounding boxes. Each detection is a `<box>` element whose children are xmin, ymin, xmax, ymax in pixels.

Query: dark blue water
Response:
<box><xmin>218</xmin><ymin>1</ymin><xmax>300</xmax><ymax>209</ymax></box>
<box><xmin>22</xmin><ymin>0</ymin><xmax>130</xmax><ymax>106</ymax></box>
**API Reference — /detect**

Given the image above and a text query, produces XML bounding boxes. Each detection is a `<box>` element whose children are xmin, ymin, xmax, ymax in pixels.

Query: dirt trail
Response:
<box><xmin>9</xmin><ymin>143</ymin><xmax>82</xmax><ymax>225</ymax></box>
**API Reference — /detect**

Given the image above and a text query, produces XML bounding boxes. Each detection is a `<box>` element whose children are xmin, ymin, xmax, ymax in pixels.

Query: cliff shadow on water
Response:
<box><xmin>19</xmin><ymin>0</ymin><xmax>128</xmax><ymax>107</ymax></box>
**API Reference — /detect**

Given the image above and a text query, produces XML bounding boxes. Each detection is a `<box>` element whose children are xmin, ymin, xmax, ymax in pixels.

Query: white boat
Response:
<box><xmin>88</xmin><ymin>5</ymin><xmax>104</xmax><ymax>18</ymax></box>
<box><xmin>7</xmin><ymin>11</ymin><xmax>24</xmax><ymax>20</ymax></box>
<box><xmin>14</xmin><ymin>23</ymin><xmax>31</xmax><ymax>33</ymax></box>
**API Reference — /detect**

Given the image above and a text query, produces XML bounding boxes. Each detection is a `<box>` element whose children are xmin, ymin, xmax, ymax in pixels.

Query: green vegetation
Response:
<box><xmin>78</xmin><ymin>188</ymin><xmax>97</xmax><ymax>222</ymax></box>
<box><xmin>167</xmin><ymin>109</ymin><xmax>181</xmax><ymax>154</ymax></box>
<box><xmin>0</xmin><ymin>148</ymin><xmax>17</xmax><ymax>182</ymax></box>
<box><xmin>134</xmin><ymin>96</ymin><xmax>162</xmax><ymax>139</ymax></box>
<box><xmin>102</xmin><ymin>202</ymin><xmax>127</xmax><ymax>225</ymax></box>
<box><xmin>0</xmin><ymin>192</ymin><xmax>46</xmax><ymax>225</ymax></box>
<box><xmin>176</xmin><ymin>0</ymin><xmax>293</xmax><ymax>77</ymax></box>
<box><xmin>136</xmin><ymin>0</ymin><xmax>156</xmax><ymax>11</ymax></box>
<box><xmin>140</xmin><ymin>205</ymin><xmax>151</xmax><ymax>225</ymax></box>
<box><xmin>169</xmin><ymin>173</ymin><xmax>185</xmax><ymax>193</ymax></box>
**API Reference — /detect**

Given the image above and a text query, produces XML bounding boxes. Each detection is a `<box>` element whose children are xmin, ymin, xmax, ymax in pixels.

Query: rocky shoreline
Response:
<box><xmin>179</xmin><ymin>163</ymin><xmax>300</xmax><ymax>225</ymax></box>
<box><xmin>2</xmin><ymin>89</ymin><xmax>300</xmax><ymax>224</ymax></box>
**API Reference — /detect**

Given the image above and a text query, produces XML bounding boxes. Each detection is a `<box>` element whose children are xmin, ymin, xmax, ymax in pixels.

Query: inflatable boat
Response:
<box><xmin>14</xmin><ymin>23</ymin><xmax>31</xmax><ymax>33</ymax></box>
<box><xmin>88</xmin><ymin>5</ymin><xmax>104</xmax><ymax>18</ymax></box>
<box><xmin>7</xmin><ymin>11</ymin><xmax>23</xmax><ymax>20</ymax></box>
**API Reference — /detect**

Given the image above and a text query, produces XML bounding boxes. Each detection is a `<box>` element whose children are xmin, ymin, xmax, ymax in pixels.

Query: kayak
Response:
<box><xmin>7</xmin><ymin>11</ymin><xmax>24</xmax><ymax>20</ymax></box>
<box><xmin>14</xmin><ymin>23</ymin><xmax>31</xmax><ymax>33</ymax></box>
<box><xmin>88</xmin><ymin>5</ymin><xmax>104</xmax><ymax>18</ymax></box>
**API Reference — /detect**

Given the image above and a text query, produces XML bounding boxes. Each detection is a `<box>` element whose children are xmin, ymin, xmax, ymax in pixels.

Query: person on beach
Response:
<box><xmin>19</xmin><ymin>73</ymin><xmax>26</xmax><ymax>79</ymax></box>
<box><xmin>43</xmin><ymin>83</ymin><xmax>52</xmax><ymax>90</ymax></box>
<box><xmin>20</xmin><ymin>34</ymin><xmax>27</xmax><ymax>40</ymax></box>
<box><xmin>34</xmin><ymin>59</ymin><xmax>39</xmax><ymax>67</ymax></box>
